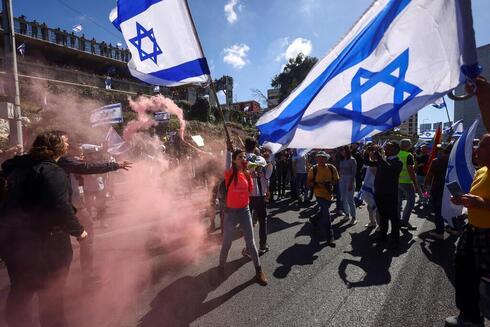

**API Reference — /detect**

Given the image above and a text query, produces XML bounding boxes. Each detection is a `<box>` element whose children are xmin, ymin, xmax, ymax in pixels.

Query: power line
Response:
<box><xmin>55</xmin><ymin>0</ymin><xmax>122</xmax><ymax>40</ymax></box>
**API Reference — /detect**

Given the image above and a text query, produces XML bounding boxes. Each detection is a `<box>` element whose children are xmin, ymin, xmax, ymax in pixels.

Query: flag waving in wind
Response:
<box><xmin>442</xmin><ymin>119</ymin><xmax>479</xmax><ymax>226</ymax></box>
<box><xmin>110</xmin><ymin>0</ymin><xmax>210</xmax><ymax>86</ymax></box>
<box><xmin>257</xmin><ymin>0</ymin><xmax>479</xmax><ymax>152</ymax></box>
<box><xmin>72</xmin><ymin>24</ymin><xmax>83</xmax><ymax>33</ymax></box>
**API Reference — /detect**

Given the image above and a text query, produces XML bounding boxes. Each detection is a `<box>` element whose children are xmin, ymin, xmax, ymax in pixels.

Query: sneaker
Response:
<box><xmin>428</xmin><ymin>231</ymin><xmax>445</xmax><ymax>240</ymax></box>
<box><xmin>259</xmin><ymin>246</ymin><xmax>269</xmax><ymax>255</ymax></box>
<box><xmin>255</xmin><ymin>271</ymin><xmax>268</xmax><ymax>286</ymax></box>
<box><xmin>365</xmin><ymin>223</ymin><xmax>376</xmax><ymax>229</ymax></box>
<box><xmin>445</xmin><ymin>315</ymin><xmax>484</xmax><ymax>327</ymax></box>
<box><xmin>350</xmin><ymin>218</ymin><xmax>358</xmax><ymax>226</ymax></box>
<box><xmin>325</xmin><ymin>240</ymin><xmax>336</xmax><ymax>248</ymax></box>
<box><xmin>241</xmin><ymin>247</ymin><xmax>251</xmax><ymax>259</ymax></box>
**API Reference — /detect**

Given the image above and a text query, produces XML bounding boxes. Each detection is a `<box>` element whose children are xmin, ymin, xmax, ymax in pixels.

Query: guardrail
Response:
<box><xmin>8</xmin><ymin>15</ymin><xmax>130</xmax><ymax>62</ymax></box>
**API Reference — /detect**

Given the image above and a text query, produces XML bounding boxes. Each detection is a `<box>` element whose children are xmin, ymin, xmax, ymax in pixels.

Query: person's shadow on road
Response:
<box><xmin>338</xmin><ymin>229</ymin><xmax>415</xmax><ymax>288</ymax></box>
<box><xmin>138</xmin><ymin>257</ymin><xmax>251</xmax><ymax>327</ymax></box>
<box><xmin>273</xmin><ymin>223</ymin><xmax>329</xmax><ymax>279</ymax></box>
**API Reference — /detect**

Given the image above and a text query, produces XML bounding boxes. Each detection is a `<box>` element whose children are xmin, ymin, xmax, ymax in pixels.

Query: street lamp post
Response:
<box><xmin>2</xmin><ymin>0</ymin><xmax>23</xmax><ymax>149</ymax></box>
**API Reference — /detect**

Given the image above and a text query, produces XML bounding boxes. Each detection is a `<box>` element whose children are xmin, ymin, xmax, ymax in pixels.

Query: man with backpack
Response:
<box><xmin>307</xmin><ymin>151</ymin><xmax>339</xmax><ymax>247</ymax></box>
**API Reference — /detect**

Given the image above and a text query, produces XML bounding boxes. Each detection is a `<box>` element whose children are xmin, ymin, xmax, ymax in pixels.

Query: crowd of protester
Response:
<box><xmin>0</xmin><ymin>76</ymin><xmax>489</xmax><ymax>326</ymax></box>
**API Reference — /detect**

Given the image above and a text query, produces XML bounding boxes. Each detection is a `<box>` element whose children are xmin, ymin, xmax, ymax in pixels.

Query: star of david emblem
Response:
<box><xmin>129</xmin><ymin>22</ymin><xmax>162</xmax><ymax>65</ymax></box>
<box><xmin>300</xmin><ymin>49</ymin><xmax>422</xmax><ymax>142</ymax></box>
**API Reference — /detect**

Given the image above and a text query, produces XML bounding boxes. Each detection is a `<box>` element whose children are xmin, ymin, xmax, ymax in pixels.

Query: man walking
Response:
<box><xmin>398</xmin><ymin>139</ymin><xmax>419</xmax><ymax>230</ymax></box>
<box><xmin>307</xmin><ymin>151</ymin><xmax>339</xmax><ymax>247</ymax></box>
<box><xmin>372</xmin><ymin>142</ymin><xmax>403</xmax><ymax>249</ymax></box>
<box><xmin>445</xmin><ymin>134</ymin><xmax>490</xmax><ymax>327</ymax></box>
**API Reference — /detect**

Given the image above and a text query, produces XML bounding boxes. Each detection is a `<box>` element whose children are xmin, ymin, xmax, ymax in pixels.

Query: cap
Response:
<box><xmin>316</xmin><ymin>151</ymin><xmax>330</xmax><ymax>159</ymax></box>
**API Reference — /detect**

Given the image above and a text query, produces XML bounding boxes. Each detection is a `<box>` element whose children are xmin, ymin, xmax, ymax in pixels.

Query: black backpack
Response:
<box><xmin>217</xmin><ymin>175</ymin><xmax>234</xmax><ymax>206</ymax></box>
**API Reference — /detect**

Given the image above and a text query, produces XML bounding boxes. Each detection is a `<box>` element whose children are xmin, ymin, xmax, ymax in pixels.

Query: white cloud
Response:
<box><xmin>284</xmin><ymin>37</ymin><xmax>313</xmax><ymax>60</ymax></box>
<box><xmin>224</xmin><ymin>0</ymin><xmax>242</xmax><ymax>24</ymax></box>
<box><xmin>223</xmin><ymin>43</ymin><xmax>250</xmax><ymax>69</ymax></box>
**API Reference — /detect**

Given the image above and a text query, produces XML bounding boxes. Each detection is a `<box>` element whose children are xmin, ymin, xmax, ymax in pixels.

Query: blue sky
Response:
<box><xmin>14</xmin><ymin>0</ymin><xmax>490</xmax><ymax>127</ymax></box>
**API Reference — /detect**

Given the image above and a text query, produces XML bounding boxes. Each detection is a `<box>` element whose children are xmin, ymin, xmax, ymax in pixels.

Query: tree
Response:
<box><xmin>271</xmin><ymin>53</ymin><xmax>318</xmax><ymax>102</ymax></box>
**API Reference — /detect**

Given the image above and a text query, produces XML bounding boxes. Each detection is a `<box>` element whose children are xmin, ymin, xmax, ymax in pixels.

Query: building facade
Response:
<box><xmin>419</xmin><ymin>123</ymin><xmax>432</xmax><ymax>132</ymax></box>
<box><xmin>267</xmin><ymin>88</ymin><xmax>281</xmax><ymax>108</ymax></box>
<box><xmin>398</xmin><ymin>113</ymin><xmax>418</xmax><ymax>137</ymax></box>
<box><xmin>454</xmin><ymin>44</ymin><xmax>490</xmax><ymax>139</ymax></box>
<box><xmin>231</xmin><ymin>100</ymin><xmax>261</xmax><ymax>114</ymax></box>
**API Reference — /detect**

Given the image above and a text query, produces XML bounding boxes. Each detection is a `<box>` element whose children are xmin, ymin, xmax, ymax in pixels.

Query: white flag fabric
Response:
<box><xmin>257</xmin><ymin>0</ymin><xmax>477</xmax><ymax>152</ymax></box>
<box><xmin>72</xmin><ymin>24</ymin><xmax>83</xmax><ymax>33</ymax></box>
<box><xmin>442</xmin><ymin>119</ymin><xmax>464</xmax><ymax>139</ymax></box>
<box><xmin>441</xmin><ymin>119</ymin><xmax>479</xmax><ymax>226</ymax></box>
<box><xmin>17</xmin><ymin>43</ymin><xmax>26</xmax><ymax>56</ymax></box>
<box><xmin>90</xmin><ymin>103</ymin><xmax>123</xmax><ymax>127</ymax></box>
<box><xmin>105</xmin><ymin>126</ymin><xmax>128</xmax><ymax>155</ymax></box>
<box><xmin>110</xmin><ymin>0</ymin><xmax>210</xmax><ymax>86</ymax></box>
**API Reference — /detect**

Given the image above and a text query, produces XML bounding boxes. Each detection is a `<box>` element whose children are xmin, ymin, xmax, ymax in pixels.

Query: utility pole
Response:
<box><xmin>2</xmin><ymin>0</ymin><xmax>23</xmax><ymax>149</ymax></box>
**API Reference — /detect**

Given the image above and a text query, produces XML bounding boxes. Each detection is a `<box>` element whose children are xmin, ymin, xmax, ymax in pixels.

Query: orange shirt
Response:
<box><xmin>224</xmin><ymin>169</ymin><xmax>252</xmax><ymax>209</ymax></box>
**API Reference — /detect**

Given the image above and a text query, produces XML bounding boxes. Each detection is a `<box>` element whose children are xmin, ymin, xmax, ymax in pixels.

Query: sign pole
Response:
<box><xmin>2</xmin><ymin>0</ymin><xmax>23</xmax><ymax>150</ymax></box>
<box><xmin>183</xmin><ymin>0</ymin><xmax>231</xmax><ymax>142</ymax></box>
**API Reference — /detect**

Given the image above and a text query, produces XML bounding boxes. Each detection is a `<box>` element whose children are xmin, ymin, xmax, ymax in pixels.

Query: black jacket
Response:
<box><xmin>1</xmin><ymin>155</ymin><xmax>84</xmax><ymax>237</ymax></box>
<box><xmin>374</xmin><ymin>154</ymin><xmax>403</xmax><ymax>197</ymax></box>
<box><xmin>1</xmin><ymin>155</ymin><xmax>86</xmax><ymax>280</ymax></box>
<box><xmin>57</xmin><ymin>156</ymin><xmax>119</xmax><ymax>202</ymax></box>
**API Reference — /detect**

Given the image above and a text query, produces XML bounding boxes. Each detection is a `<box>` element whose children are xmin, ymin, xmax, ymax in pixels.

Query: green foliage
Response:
<box><xmin>271</xmin><ymin>53</ymin><xmax>318</xmax><ymax>102</ymax></box>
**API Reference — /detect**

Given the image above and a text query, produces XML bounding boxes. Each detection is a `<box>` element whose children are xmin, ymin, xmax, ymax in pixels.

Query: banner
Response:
<box><xmin>91</xmin><ymin>103</ymin><xmax>123</xmax><ymax>127</ymax></box>
<box><xmin>154</xmin><ymin>111</ymin><xmax>170</xmax><ymax>122</ymax></box>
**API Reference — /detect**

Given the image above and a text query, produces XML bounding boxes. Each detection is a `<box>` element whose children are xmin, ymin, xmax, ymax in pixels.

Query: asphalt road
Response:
<box><xmin>1</xmin><ymin>195</ymin><xmax>489</xmax><ymax>327</ymax></box>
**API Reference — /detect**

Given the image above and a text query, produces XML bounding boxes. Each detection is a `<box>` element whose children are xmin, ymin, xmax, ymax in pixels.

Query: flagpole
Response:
<box><xmin>442</xmin><ymin>96</ymin><xmax>453</xmax><ymax>142</ymax></box>
<box><xmin>183</xmin><ymin>0</ymin><xmax>231</xmax><ymax>142</ymax></box>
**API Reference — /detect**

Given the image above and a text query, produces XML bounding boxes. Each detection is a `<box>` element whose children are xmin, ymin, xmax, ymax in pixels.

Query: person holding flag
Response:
<box><xmin>256</xmin><ymin>0</ymin><xmax>480</xmax><ymax>154</ymax></box>
<box><xmin>445</xmin><ymin>76</ymin><xmax>490</xmax><ymax>327</ymax></box>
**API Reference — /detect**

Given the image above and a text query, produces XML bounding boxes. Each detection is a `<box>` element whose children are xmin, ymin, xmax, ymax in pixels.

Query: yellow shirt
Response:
<box><xmin>468</xmin><ymin>166</ymin><xmax>490</xmax><ymax>228</ymax></box>
<box><xmin>307</xmin><ymin>164</ymin><xmax>339</xmax><ymax>201</ymax></box>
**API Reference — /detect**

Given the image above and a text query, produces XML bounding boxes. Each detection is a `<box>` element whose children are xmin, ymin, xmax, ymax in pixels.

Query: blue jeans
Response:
<box><xmin>398</xmin><ymin>183</ymin><xmax>415</xmax><ymax>224</ymax></box>
<box><xmin>317</xmin><ymin>198</ymin><xmax>333</xmax><ymax>241</ymax></box>
<box><xmin>339</xmin><ymin>176</ymin><xmax>356</xmax><ymax>218</ymax></box>
<box><xmin>295</xmin><ymin>173</ymin><xmax>307</xmax><ymax>199</ymax></box>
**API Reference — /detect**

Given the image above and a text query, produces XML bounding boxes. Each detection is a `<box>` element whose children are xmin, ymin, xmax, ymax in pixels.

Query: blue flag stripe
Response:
<box><xmin>258</xmin><ymin>0</ymin><xmax>411</xmax><ymax>144</ymax></box>
<box><xmin>148</xmin><ymin>58</ymin><xmax>210</xmax><ymax>82</ymax></box>
<box><xmin>455</xmin><ymin>126</ymin><xmax>474</xmax><ymax>192</ymax></box>
<box><xmin>112</xmin><ymin>0</ymin><xmax>163</xmax><ymax>30</ymax></box>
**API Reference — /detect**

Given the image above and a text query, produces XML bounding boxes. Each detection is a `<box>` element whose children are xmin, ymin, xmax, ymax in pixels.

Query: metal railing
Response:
<box><xmin>10</xmin><ymin>16</ymin><xmax>131</xmax><ymax>62</ymax></box>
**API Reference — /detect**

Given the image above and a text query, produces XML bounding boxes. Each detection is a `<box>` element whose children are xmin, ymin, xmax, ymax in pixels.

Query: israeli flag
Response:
<box><xmin>72</xmin><ymin>24</ymin><xmax>83</xmax><ymax>33</ymax></box>
<box><xmin>105</xmin><ymin>126</ymin><xmax>128</xmax><ymax>155</ymax></box>
<box><xmin>257</xmin><ymin>0</ymin><xmax>480</xmax><ymax>152</ymax></box>
<box><xmin>431</xmin><ymin>98</ymin><xmax>446</xmax><ymax>110</ymax></box>
<box><xmin>109</xmin><ymin>0</ymin><xmax>210</xmax><ymax>86</ymax></box>
<box><xmin>90</xmin><ymin>103</ymin><xmax>123</xmax><ymax>127</ymax></box>
<box><xmin>17</xmin><ymin>42</ymin><xmax>26</xmax><ymax>56</ymax></box>
<box><xmin>442</xmin><ymin>119</ymin><xmax>463</xmax><ymax>139</ymax></box>
<box><xmin>441</xmin><ymin>119</ymin><xmax>479</xmax><ymax>226</ymax></box>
